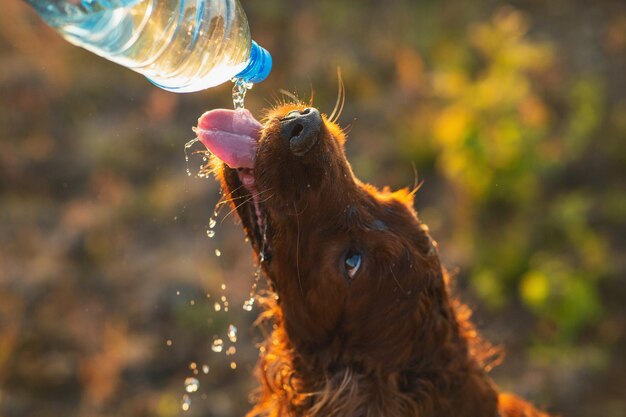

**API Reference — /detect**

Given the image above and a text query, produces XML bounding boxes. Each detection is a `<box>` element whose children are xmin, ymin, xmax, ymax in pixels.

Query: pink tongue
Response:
<box><xmin>194</xmin><ymin>108</ymin><xmax>262</xmax><ymax>169</ymax></box>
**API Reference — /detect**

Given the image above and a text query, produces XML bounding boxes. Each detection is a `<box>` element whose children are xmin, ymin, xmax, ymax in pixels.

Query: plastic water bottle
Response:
<box><xmin>25</xmin><ymin>0</ymin><xmax>272</xmax><ymax>92</ymax></box>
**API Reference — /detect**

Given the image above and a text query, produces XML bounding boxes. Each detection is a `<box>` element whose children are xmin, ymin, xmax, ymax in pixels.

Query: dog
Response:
<box><xmin>195</xmin><ymin>103</ymin><xmax>553</xmax><ymax>417</ymax></box>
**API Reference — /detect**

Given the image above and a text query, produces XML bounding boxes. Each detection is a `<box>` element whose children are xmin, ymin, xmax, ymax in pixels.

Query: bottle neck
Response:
<box><xmin>236</xmin><ymin>41</ymin><xmax>272</xmax><ymax>83</ymax></box>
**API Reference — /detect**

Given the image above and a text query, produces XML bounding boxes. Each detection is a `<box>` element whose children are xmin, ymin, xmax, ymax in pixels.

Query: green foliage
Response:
<box><xmin>395</xmin><ymin>8</ymin><xmax>612</xmax><ymax>343</ymax></box>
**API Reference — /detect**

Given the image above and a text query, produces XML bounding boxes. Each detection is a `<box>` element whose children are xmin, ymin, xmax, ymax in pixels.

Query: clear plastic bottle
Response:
<box><xmin>25</xmin><ymin>0</ymin><xmax>272</xmax><ymax>92</ymax></box>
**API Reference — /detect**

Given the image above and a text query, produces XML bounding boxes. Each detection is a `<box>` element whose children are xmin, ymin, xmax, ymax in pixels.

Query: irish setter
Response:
<box><xmin>195</xmin><ymin>103</ymin><xmax>553</xmax><ymax>417</ymax></box>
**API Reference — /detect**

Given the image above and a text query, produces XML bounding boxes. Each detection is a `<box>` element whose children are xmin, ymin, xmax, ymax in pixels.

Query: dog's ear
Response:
<box><xmin>385</xmin><ymin>187</ymin><xmax>436</xmax><ymax>258</ymax></box>
<box><xmin>416</xmin><ymin>223</ymin><xmax>439</xmax><ymax>258</ymax></box>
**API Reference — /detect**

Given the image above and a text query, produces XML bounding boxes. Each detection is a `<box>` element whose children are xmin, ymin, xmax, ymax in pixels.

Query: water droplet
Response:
<box><xmin>189</xmin><ymin>362</ymin><xmax>197</xmax><ymax>370</ymax></box>
<box><xmin>221</xmin><ymin>284</ymin><xmax>226</xmax><ymax>290</ymax></box>
<box><xmin>202</xmin><ymin>364</ymin><xmax>209</xmax><ymax>374</ymax></box>
<box><xmin>243</xmin><ymin>298</ymin><xmax>254</xmax><ymax>311</ymax></box>
<box><xmin>190</xmin><ymin>300</ymin><xmax>195</xmax><ymax>306</ymax></box>
<box><xmin>184</xmin><ymin>137</ymin><xmax>200</xmax><ymax>177</ymax></box>
<box><xmin>166</xmin><ymin>339</ymin><xmax>173</xmax><ymax>346</ymax></box>
<box><xmin>184</xmin><ymin>377</ymin><xmax>199</xmax><ymax>393</ymax></box>
<box><xmin>230</xmin><ymin>361</ymin><xmax>237</xmax><ymax>370</ymax></box>
<box><xmin>211</xmin><ymin>338</ymin><xmax>224</xmax><ymax>353</ymax></box>
<box><xmin>176</xmin><ymin>290</ymin><xmax>180</xmax><ymax>296</ymax></box>
<box><xmin>207</xmin><ymin>229</ymin><xmax>215</xmax><ymax>238</ymax></box>
<box><xmin>214</xmin><ymin>302</ymin><xmax>221</xmax><ymax>312</ymax></box>
<box><xmin>221</xmin><ymin>295</ymin><xmax>227</xmax><ymax>302</ymax></box>
<box><xmin>215</xmin><ymin>249</ymin><xmax>221</xmax><ymax>257</ymax></box>
<box><xmin>227</xmin><ymin>325</ymin><xmax>238</xmax><ymax>343</ymax></box>
<box><xmin>182</xmin><ymin>394</ymin><xmax>191</xmax><ymax>411</ymax></box>
<box><xmin>226</xmin><ymin>346</ymin><xmax>236</xmax><ymax>356</ymax></box>
<box><xmin>232</xmin><ymin>78</ymin><xmax>254</xmax><ymax>110</ymax></box>
<box><xmin>243</xmin><ymin>258</ymin><xmax>263</xmax><ymax>311</ymax></box>
<box><xmin>208</xmin><ymin>218</ymin><xmax>217</xmax><ymax>229</ymax></box>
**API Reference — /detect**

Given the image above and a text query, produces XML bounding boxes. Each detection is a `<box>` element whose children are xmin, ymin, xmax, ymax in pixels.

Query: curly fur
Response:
<box><xmin>207</xmin><ymin>103</ymin><xmax>554</xmax><ymax>417</ymax></box>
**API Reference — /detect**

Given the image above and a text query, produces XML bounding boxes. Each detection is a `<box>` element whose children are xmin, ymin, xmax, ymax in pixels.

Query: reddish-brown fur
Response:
<box><xmin>208</xmin><ymin>103</ymin><xmax>553</xmax><ymax>417</ymax></box>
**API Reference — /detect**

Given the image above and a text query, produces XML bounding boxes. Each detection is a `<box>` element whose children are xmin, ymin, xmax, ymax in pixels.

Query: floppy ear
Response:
<box><xmin>416</xmin><ymin>223</ymin><xmax>439</xmax><ymax>258</ymax></box>
<box><xmin>386</xmin><ymin>187</ymin><xmax>437</xmax><ymax>258</ymax></box>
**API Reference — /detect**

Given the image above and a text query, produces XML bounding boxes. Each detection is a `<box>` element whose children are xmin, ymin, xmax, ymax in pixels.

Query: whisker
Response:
<box><xmin>251</xmin><ymin>192</ymin><xmax>274</xmax><ymax>210</ymax></box>
<box><xmin>278</xmin><ymin>89</ymin><xmax>299</xmax><ymax>104</ymax></box>
<box><xmin>221</xmin><ymin>194</ymin><xmax>256</xmax><ymax>225</ymax></box>
<box><xmin>287</xmin><ymin>199</ymin><xmax>309</xmax><ymax>217</ymax></box>
<box><xmin>408</xmin><ymin>162</ymin><xmax>424</xmax><ymax>198</ymax></box>
<box><xmin>265</xmin><ymin>92</ymin><xmax>283</xmax><ymax>109</ymax></box>
<box><xmin>216</xmin><ymin>192</ymin><xmax>250</xmax><ymax>209</ymax></box>
<box><xmin>335</xmin><ymin>74</ymin><xmax>346</xmax><ymax>124</ymax></box>
<box><xmin>390</xmin><ymin>265</ymin><xmax>411</xmax><ymax>296</ymax></box>
<box><xmin>329</xmin><ymin>68</ymin><xmax>346</xmax><ymax>124</ymax></box>
<box><xmin>213</xmin><ymin>183</ymin><xmax>248</xmax><ymax>211</ymax></box>
<box><xmin>328</xmin><ymin>68</ymin><xmax>342</xmax><ymax>123</ymax></box>
<box><xmin>220</xmin><ymin>188</ymin><xmax>274</xmax><ymax>225</ymax></box>
<box><xmin>308</xmin><ymin>81</ymin><xmax>315</xmax><ymax>107</ymax></box>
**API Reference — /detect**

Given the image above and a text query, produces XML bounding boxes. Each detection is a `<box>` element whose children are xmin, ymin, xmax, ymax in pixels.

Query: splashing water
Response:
<box><xmin>243</xmin><ymin>221</ymin><xmax>269</xmax><ymax>311</ymax></box>
<box><xmin>215</xmin><ymin>284</ymin><xmax>230</xmax><ymax>312</ymax></box>
<box><xmin>227</xmin><ymin>324</ymin><xmax>237</xmax><ymax>343</ymax></box>
<box><xmin>232</xmin><ymin>78</ymin><xmax>254</xmax><ymax>110</ymax></box>
<box><xmin>182</xmin><ymin>394</ymin><xmax>191</xmax><ymax>411</ymax></box>
<box><xmin>242</xmin><ymin>297</ymin><xmax>255</xmax><ymax>312</ymax></box>
<box><xmin>184</xmin><ymin>137</ymin><xmax>200</xmax><ymax>176</ymax></box>
<box><xmin>221</xmin><ymin>297</ymin><xmax>229</xmax><ymax>312</ymax></box>
<box><xmin>243</xmin><ymin>269</ymin><xmax>261</xmax><ymax>311</ymax></box>
<box><xmin>184</xmin><ymin>377</ymin><xmax>199</xmax><ymax>393</ymax></box>
<box><xmin>211</xmin><ymin>338</ymin><xmax>224</xmax><ymax>353</ymax></box>
<box><xmin>206</xmin><ymin>217</ymin><xmax>217</xmax><ymax>238</ymax></box>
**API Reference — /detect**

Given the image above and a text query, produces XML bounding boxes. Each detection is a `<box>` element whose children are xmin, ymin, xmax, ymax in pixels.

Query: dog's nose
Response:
<box><xmin>280</xmin><ymin>108</ymin><xmax>322</xmax><ymax>156</ymax></box>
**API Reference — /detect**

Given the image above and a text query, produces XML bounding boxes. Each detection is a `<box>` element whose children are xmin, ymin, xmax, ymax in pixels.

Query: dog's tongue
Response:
<box><xmin>194</xmin><ymin>108</ymin><xmax>262</xmax><ymax>169</ymax></box>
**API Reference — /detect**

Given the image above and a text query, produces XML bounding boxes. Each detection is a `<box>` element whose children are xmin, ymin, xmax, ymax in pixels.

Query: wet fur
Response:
<box><xmin>206</xmin><ymin>103</ymin><xmax>553</xmax><ymax>417</ymax></box>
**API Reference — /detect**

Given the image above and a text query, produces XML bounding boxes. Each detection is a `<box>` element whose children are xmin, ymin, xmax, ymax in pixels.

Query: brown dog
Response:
<box><xmin>196</xmin><ymin>104</ymin><xmax>552</xmax><ymax>417</ymax></box>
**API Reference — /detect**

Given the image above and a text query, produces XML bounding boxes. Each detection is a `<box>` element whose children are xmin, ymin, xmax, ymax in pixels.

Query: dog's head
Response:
<box><xmin>197</xmin><ymin>104</ymin><xmax>446</xmax><ymax>368</ymax></box>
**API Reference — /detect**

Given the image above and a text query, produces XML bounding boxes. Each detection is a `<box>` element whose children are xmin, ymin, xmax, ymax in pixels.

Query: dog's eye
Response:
<box><xmin>344</xmin><ymin>251</ymin><xmax>362</xmax><ymax>279</ymax></box>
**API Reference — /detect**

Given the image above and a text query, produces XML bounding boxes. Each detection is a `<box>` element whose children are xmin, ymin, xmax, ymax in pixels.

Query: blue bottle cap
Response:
<box><xmin>236</xmin><ymin>41</ymin><xmax>272</xmax><ymax>83</ymax></box>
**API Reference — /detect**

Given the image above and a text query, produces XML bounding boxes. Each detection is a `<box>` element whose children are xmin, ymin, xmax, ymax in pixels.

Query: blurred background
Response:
<box><xmin>1</xmin><ymin>0</ymin><xmax>625</xmax><ymax>416</ymax></box>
